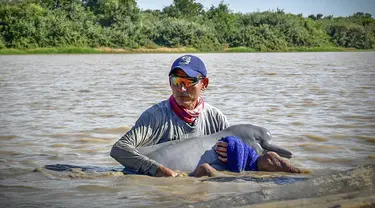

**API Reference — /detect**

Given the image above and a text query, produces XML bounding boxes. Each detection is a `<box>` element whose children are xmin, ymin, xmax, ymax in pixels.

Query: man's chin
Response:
<box><xmin>175</xmin><ymin>99</ymin><xmax>192</xmax><ymax>108</ymax></box>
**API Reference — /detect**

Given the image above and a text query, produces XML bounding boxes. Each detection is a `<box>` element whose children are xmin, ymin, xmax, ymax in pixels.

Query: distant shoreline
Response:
<box><xmin>0</xmin><ymin>47</ymin><xmax>374</xmax><ymax>55</ymax></box>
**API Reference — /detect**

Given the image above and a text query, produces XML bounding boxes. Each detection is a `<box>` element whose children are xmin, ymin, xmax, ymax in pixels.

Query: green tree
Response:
<box><xmin>327</xmin><ymin>22</ymin><xmax>374</xmax><ymax>49</ymax></box>
<box><xmin>162</xmin><ymin>0</ymin><xmax>204</xmax><ymax>18</ymax></box>
<box><xmin>324</xmin><ymin>15</ymin><xmax>333</xmax><ymax>20</ymax></box>
<box><xmin>0</xmin><ymin>34</ymin><xmax>5</xmax><ymax>49</ymax></box>
<box><xmin>29</xmin><ymin>0</ymin><xmax>75</xmax><ymax>9</ymax></box>
<box><xmin>0</xmin><ymin>0</ymin><xmax>374</xmax><ymax>51</ymax></box>
<box><xmin>153</xmin><ymin>18</ymin><xmax>220</xmax><ymax>51</ymax></box>
<box><xmin>205</xmin><ymin>1</ymin><xmax>237</xmax><ymax>44</ymax></box>
<box><xmin>85</xmin><ymin>0</ymin><xmax>139</xmax><ymax>27</ymax></box>
<box><xmin>0</xmin><ymin>1</ymin><xmax>47</xmax><ymax>48</ymax></box>
<box><xmin>308</xmin><ymin>14</ymin><xmax>316</xmax><ymax>20</ymax></box>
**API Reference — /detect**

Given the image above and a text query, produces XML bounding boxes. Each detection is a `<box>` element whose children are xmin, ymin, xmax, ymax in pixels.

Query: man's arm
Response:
<box><xmin>110</xmin><ymin>111</ymin><xmax>177</xmax><ymax>177</ymax></box>
<box><xmin>109</xmin><ymin>110</ymin><xmax>158</xmax><ymax>175</ymax></box>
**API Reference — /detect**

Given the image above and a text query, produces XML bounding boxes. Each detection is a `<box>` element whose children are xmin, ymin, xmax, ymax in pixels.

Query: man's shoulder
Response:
<box><xmin>203</xmin><ymin>102</ymin><xmax>223</xmax><ymax>113</ymax></box>
<box><xmin>201</xmin><ymin>102</ymin><xmax>229</xmax><ymax>130</ymax></box>
<box><xmin>142</xmin><ymin>100</ymin><xmax>170</xmax><ymax>116</ymax></box>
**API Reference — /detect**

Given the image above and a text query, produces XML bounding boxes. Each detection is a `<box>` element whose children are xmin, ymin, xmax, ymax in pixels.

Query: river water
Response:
<box><xmin>1</xmin><ymin>52</ymin><xmax>374</xmax><ymax>207</ymax></box>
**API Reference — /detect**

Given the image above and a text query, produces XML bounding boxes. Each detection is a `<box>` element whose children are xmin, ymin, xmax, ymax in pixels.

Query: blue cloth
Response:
<box><xmin>219</xmin><ymin>136</ymin><xmax>259</xmax><ymax>172</ymax></box>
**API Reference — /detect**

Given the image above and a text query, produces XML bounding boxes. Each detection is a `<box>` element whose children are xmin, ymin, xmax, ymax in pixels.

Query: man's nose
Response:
<box><xmin>177</xmin><ymin>83</ymin><xmax>187</xmax><ymax>92</ymax></box>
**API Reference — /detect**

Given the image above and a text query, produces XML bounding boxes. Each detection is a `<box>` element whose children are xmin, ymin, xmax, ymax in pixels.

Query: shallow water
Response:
<box><xmin>1</xmin><ymin>52</ymin><xmax>374</xmax><ymax>207</ymax></box>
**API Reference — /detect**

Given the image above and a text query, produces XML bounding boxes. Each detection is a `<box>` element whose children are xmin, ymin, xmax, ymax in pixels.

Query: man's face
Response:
<box><xmin>169</xmin><ymin>69</ymin><xmax>208</xmax><ymax>109</ymax></box>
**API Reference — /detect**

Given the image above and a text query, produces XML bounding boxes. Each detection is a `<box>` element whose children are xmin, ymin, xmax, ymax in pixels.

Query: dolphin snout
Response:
<box><xmin>262</xmin><ymin>142</ymin><xmax>293</xmax><ymax>158</ymax></box>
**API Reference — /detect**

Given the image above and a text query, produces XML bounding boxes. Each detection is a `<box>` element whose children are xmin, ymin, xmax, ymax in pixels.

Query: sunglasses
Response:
<box><xmin>170</xmin><ymin>75</ymin><xmax>204</xmax><ymax>88</ymax></box>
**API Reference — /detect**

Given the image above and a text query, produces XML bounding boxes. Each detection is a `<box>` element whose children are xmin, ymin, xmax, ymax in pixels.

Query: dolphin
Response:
<box><xmin>137</xmin><ymin>124</ymin><xmax>293</xmax><ymax>174</ymax></box>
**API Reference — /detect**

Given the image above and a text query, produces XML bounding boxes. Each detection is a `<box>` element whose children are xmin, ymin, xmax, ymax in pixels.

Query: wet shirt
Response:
<box><xmin>110</xmin><ymin>99</ymin><xmax>229</xmax><ymax>176</ymax></box>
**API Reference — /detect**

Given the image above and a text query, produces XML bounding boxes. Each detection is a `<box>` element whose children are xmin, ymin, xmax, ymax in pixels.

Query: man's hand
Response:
<box><xmin>215</xmin><ymin>141</ymin><xmax>228</xmax><ymax>163</ymax></box>
<box><xmin>194</xmin><ymin>163</ymin><xmax>217</xmax><ymax>177</ymax></box>
<box><xmin>155</xmin><ymin>165</ymin><xmax>177</xmax><ymax>177</ymax></box>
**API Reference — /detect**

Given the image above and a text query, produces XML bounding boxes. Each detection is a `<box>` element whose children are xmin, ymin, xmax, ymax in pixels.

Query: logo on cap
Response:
<box><xmin>178</xmin><ymin>56</ymin><xmax>191</xmax><ymax>65</ymax></box>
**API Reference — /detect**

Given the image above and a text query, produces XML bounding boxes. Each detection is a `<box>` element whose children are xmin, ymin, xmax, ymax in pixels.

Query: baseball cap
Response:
<box><xmin>169</xmin><ymin>55</ymin><xmax>207</xmax><ymax>77</ymax></box>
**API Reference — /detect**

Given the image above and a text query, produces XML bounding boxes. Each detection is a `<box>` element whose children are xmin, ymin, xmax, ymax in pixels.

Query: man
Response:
<box><xmin>110</xmin><ymin>54</ymin><xmax>304</xmax><ymax>177</ymax></box>
<box><xmin>110</xmin><ymin>55</ymin><xmax>230</xmax><ymax>177</ymax></box>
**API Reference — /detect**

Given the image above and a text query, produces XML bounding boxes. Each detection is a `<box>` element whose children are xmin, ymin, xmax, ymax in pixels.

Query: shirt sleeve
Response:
<box><xmin>221</xmin><ymin>113</ymin><xmax>230</xmax><ymax>129</ymax></box>
<box><xmin>110</xmin><ymin>110</ymin><xmax>162</xmax><ymax>176</ymax></box>
<box><xmin>216</xmin><ymin>108</ymin><xmax>230</xmax><ymax>130</ymax></box>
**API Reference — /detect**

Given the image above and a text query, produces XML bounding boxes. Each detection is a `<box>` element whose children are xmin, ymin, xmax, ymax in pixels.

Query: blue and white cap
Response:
<box><xmin>169</xmin><ymin>55</ymin><xmax>207</xmax><ymax>77</ymax></box>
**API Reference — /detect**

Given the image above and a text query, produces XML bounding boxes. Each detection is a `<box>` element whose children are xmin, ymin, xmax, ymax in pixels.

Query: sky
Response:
<box><xmin>136</xmin><ymin>0</ymin><xmax>375</xmax><ymax>17</ymax></box>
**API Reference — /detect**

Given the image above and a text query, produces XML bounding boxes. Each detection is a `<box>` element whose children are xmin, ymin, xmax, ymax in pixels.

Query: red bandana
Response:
<box><xmin>169</xmin><ymin>95</ymin><xmax>204</xmax><ymax>123</ymax></box>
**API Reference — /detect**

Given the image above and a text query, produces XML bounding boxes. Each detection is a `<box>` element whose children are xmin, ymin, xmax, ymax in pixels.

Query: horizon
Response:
<box><xmin>136</xmin><ymin>0</ymin><xmax>375</xmax><ymax>17</ymax></box>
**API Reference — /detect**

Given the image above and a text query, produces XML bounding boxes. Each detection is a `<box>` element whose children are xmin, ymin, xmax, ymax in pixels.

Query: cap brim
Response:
<box><xmin>170</xmin><ymin>66</ymin><xmax>202</xmax><ymax>77</ymax></box>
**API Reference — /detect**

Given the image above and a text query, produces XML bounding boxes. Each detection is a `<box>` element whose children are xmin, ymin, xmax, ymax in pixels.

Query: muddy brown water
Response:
<box><xmin>1</xmin><ymin>52</ymin><xmax>374</xmax><ymax>207</ymax></box>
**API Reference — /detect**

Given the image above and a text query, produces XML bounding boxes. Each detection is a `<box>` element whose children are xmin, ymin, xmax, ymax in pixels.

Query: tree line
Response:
<box><xmin>0</xmin><ymin>0</ymin><xmax>374</xmax><ymax>51</ymax></box>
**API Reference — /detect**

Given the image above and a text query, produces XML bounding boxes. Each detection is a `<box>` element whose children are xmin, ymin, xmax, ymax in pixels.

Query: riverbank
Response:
<box><xmin>0</xmin><ymin>46</ymin><xmax>374</xmax><ymax>55</ymax></box>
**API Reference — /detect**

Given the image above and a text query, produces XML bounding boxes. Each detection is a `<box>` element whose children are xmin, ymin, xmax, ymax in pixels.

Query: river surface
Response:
<box><xmin>1</xmin><ymin>52</ymin><xmax>374</xmax><ymax>207</ymax></box>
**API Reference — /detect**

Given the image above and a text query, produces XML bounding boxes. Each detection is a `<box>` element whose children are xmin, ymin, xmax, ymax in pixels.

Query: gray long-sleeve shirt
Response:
<box><xmin>110</xmin><ymin>99</ymin><xmax>229</xmax><ymax>176</ymax></box>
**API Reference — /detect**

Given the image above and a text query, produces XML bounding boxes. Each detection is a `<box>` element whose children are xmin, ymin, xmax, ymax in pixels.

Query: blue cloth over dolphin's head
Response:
<box><xmin>220</xmin><ymin>136</ymin><xmax>259</xmax><ymax>172</ymax></box>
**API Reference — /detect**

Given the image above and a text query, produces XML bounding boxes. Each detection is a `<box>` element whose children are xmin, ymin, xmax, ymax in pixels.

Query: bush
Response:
<box><xmin>327</xmin><ymin>22</ymin><xmax>374</xmax><ymax>49</ymax></box>
<box><xmin>0</xmin><ymin>0</ymin><xmax>373</xmax><ymax>51</ymax></box>
<box><xmin>0</xmin><ymin>35</ymin><xmax>5</xmax><ymax>49</ymax></box>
